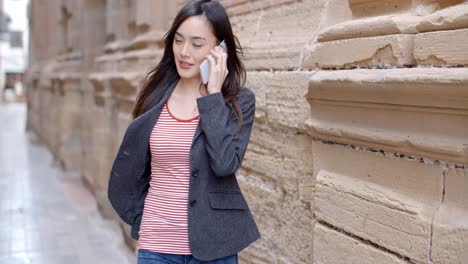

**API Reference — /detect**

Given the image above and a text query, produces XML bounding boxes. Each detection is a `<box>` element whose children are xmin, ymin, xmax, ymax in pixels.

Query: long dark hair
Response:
<box><xmin>132</xmin><ymin>0</ymin><xmax>246</xmax><ymax>128</ymax></box>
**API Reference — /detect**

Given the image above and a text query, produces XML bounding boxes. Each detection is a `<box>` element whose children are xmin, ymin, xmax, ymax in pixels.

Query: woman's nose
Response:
<box><xmin>181</xmin><ymin>42</ymin><xmax>190</xmax><ymax>56</ymax></box>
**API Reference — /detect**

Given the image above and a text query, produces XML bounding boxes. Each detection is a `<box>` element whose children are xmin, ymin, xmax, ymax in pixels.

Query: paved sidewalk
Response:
<box><xmin>0</xmin><ymin>103</ymin><xmax>135</xmax><ymax>264</ymax></box>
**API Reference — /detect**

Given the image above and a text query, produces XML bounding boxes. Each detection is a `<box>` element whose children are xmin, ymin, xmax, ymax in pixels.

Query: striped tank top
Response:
<box><xmin>137</xmin><ymin>101</ymin><xmax>199</xmax><ymax>254</ymax></box>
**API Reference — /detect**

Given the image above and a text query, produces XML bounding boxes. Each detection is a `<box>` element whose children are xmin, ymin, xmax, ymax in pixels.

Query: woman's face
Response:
<box><xmin>173</xmin><ymin>15</ymin><xmax>217</xmax><ymax>81</ymax></box>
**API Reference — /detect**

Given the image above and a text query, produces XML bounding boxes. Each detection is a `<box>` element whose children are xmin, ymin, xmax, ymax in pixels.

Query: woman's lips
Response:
<box><xmin>179</xmin><ymin>61</ymin><xmax>193</xmax><ymax>69</ymax></box>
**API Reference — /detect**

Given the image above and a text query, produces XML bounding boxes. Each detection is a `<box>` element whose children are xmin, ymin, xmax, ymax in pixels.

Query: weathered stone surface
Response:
<box><xmin>230</xmin><ymin>0</ymin><xmax>324</xmax><ymax>70</ymax></box>
<box><xmin>243</xmin><ymin>43</ymin><xmax>305</xmax><ymax>70</ymax></box>
<box><xmin>313</xmin><ymin>141</ymin><xmax>443</xmax><ymax>263</ymax></box>
<box><xmin>242</xmin><ymin>123</ymin><xmax>314</xmax><ymax>200</ymax></box>
<box><xmin>416</xmin><ymin>3</ymin><xmax>468</xmax><ymax>32</ymax></box>
<box><xmin>348</xmin><ymin>0</ymin><xmax>413</xmax><ymax>18</ymax></box>
<box><xmin>56</xmin><ymin>82</ymin><xmax>83</xmax><ymax>175</ymax></box>
<box><xmin>431</xmin><ymin>168</ymin><xmax>468</xmax><ymax>264</ymax></box>
<box><xmin>317</xmin><ymin>14</ymin><xmax>421</xmax><ymax>42</ymax></box>
<box><xmin>237</xmin><ymin>173</ymin><xmax>315</xmax><ymax>264</ymax></box>
<box><xmin>314</xmin><ymin>223</ymin><xmax>409</xmax><ymax>264</ymax></box>
<box><xmin>304</xmin><ymin>34</ymin><xmax>415</xmax><ymax>69</ymax></box>
<box><xmin>306</xmin><ymin>68</ymin><xmax>468</xmax><ymax>164</ymax></box>
<box><xmin>415</xmin><ymin>28</ymin><xmax>468</xmax><ymax>66</ymax></box>
<box><xmin>246</xmin><ymin>71</ymin><xmax>313</xmax><ymax>128</ymax></box>
<box><xmin>120</xmin><ymin>48</ymin><xmax>164</xmax><ymax>73</ymax></box>
<box><xmin>222</xmin><ymin>0</ymin><xmax>297</xmax><ymax>16</ymax></box>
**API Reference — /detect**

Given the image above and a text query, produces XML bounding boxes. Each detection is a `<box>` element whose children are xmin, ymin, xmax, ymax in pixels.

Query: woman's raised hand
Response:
<box><xmin>205</xmin><ymin>45</ymin><xmax>228</xmax><ymax>94</ymax></box>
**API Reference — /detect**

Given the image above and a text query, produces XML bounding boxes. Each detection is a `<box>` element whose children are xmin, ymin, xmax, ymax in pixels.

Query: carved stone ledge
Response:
<box><xmin>316</xmin><ymin>3</ymin><xmax>467</xmax><ymax>41</ymax></box>
<box><xmin>124</xmin><ymin>30</ymin><xmax>165</xmax><ymax>51</ymax></box>
<box><xmin>415</xmin><ymin>2</ymin><xmax>468</xmax><ymax>32</ymax></box>
<box><xmin>95</xmin><ymin>48</ymin><xmax>162</xmax><ymax>74</ymax></box>
<box><xmin>103</xmin><ymin>39</ymin><xmax>131</xmax><ymax>54</ymax></box>
<box><xmin>304</xmin><ymin>34</ymin><xmax>415</xmax><ymax>69</ymax></box>
<box><xmin>317</xmin><ymin>14</ymin><xmax>421</xmax><ymax>42</ymax></box>
<box><xmin>89</xmin><ymin>72</ymin><xmax>144</xmax><ymax>113</ymax></box>
<box><xmin>306</xmin><ymin>68</ymin><xmax>468</xmax><ymax>164</ymax></box>
<box><xmin>415</xmin><ymin>28</ymin><xmax>468</xmax><ymax>66</ymax></box>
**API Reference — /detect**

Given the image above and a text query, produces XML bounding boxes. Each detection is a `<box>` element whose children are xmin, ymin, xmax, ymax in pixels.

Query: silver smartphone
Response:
<box><xmin>200</xmin><ymin>40</ymin><xmax>227</xmax><ymax>85</ymax></box>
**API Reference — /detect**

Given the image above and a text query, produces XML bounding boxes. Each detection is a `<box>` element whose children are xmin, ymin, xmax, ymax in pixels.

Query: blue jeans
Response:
<box><xmin>137</xmin><ymin>249</ymin><xmax>238</xmax><ymax>264</ymax></box>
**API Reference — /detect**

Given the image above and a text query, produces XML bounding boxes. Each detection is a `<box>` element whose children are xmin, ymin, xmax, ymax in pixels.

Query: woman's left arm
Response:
<box><xmin>196</xmin><ymin>90</ymin><xmax>255</xmax><ymax>177</ymax></box>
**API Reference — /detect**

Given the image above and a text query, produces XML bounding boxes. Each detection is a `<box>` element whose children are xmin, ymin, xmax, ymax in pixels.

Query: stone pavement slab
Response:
<box><xmin>0</xmin><ymin>103</ymin><xmax>135</xmax><ymax>264</ymax></box>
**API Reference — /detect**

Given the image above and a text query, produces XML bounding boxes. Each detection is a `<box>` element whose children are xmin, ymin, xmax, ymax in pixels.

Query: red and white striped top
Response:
<box><xmin>137</xmin><ymin>102</ymin><xmax>199</xmax><ymax>254</ymax></box>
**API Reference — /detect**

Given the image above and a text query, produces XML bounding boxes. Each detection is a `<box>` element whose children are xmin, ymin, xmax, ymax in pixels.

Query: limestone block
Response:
<box><xmin>222</xmin><ymin>0</ymin><xmax>297</xmax><ymax>16</ymax></box>
<box><xmin>416</xmin><ymin>3</ymin><xmax>468</xmax><ymax>32</ymax></box>
<box><xmin>231</xmin><ymin>0</ymin><xmax>323</xmax><ymax>70</ymax></box>
<box><xmin>313</xmin><ymin>142</ymin><xmax>443</xmax><ymax>262</ymax></box>
<box><xmin>238</xmin><ymin>238</ymin><xmax>279</xmax><ymax>264</ymax></box>
<box><xmin>348</xmin><ymin>0</ymin><xmax>413</xmax><ymax>18</ymax></box>
<box><xmin>431</xmin><ymin>168</ymin><xmax>468</xmax><ymax>264</ymax></box>
<box><xmin>304</xmin><ymin>34</ymin><xmax>415</xmax><ymax>69</ymax></box>
<box><xmin>319</xmin><ymin>0</ymin><xmax>353</xmax><ymax>28</ymax></box>
<box><xmin>252</xmin><ymin>0</ymin><xmax>322</xmax><ymax>49</ymax></box>
<box><xmin>242</xmin><ymin>123</ymin><xmax>314</xmax><ymax>200</ymax></box>
<box><xmin>314</xmin><ymin>223</ymin><xmax>408</xmax><ymax>264</ymax></box>
<box><xmin>317</xmin><ymin>14</ymin><xmax>421</xmax><ymax>42</ymax></box>
<box><xmin>306</xmin><ymin>68</ymin><xmax>468</xmax><ymax>164</ymax></box>
<box><xmin>109</xmin><ymin>72</ymin><xmax>142</xmax><ymax>97</ymax></box>
<box><xmin>90</xmin><ymin>72</ymin><xmax>142</xmax><ymax>113</ymax></box>
<box><xmin>237</xmin><ymin>173</ymin><xmax>314</xmax><ymax>264</ymax></box>
<box><xmin>125</xmin><ymin>30</ymin><xmax>165</xmax><ymax>51</ymax></box>
<box><xmin>243</xmin><ymin>43</ymin><xmax>305</xmax><ymax>70</ymax></box>
<box><xmin>246</xmin><ymin>71</ymin><xmax>312</xmax><ymax>129</ymax></box>
<box><xmin>58</xmin><ymin>82</ymin><xmax>83</xmax><ymax>173</ymax></box>
<box><xmin>120</xmin><ymin>48</ymin><xmax>165</xmax><ymax>73</ymax></box>
<box><xmin>415</xmin><ymin>28</ymin><xmax>468</xmax><ymax>66</ymax></box>
<box><xmin>229</xmin><ymin>11</ymin><xmax>260</xmax><ymax>48</ymax></box>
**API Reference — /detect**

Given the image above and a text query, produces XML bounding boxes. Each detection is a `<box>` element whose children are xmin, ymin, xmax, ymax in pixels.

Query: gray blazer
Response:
<box><xmin>107</xmin><ymin>79</ymin><xmax>261</xmax><ymax>261</ymax></box>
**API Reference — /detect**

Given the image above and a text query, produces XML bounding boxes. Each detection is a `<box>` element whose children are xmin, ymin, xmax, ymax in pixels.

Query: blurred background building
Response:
<box><xmin>25</xmin><ymin>0</ymin><xmax>468</xmax><ymax>263</ymax></box>
<box><xmin>0</xmin><ymin>0</ymin><xmax>28</xmax><ymax>102</ymax></box>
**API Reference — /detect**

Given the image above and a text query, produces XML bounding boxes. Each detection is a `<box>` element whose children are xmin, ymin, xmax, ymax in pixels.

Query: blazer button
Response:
<box><xmin>190</xmin><ymin>200</ymin><xmax>197</xmax><ymax>207</ymax></box>
<box><xmin>192</xmin><ymin>170</ymin><xmax>198</xmax><ymax>177</ymax></box>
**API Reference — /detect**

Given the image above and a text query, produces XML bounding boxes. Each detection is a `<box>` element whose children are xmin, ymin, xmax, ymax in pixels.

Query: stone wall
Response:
<box><xmin>26</xmin><ymin>0</ymin><xmax>468</xmax><ymax>263</ymax></box>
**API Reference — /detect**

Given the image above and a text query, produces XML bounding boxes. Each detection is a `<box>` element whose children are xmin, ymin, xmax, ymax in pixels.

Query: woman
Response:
<box><xmin>107</xmin><ymin>1</ymin><xmax>261</xmax><ymax>263</ymax></box>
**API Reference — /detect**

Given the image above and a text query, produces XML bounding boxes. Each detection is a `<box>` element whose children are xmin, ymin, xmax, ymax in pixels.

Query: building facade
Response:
<box><xmin>26</xmin><ymin>0</ymin><xmax>468</xmax><ymax>263</ymax></box>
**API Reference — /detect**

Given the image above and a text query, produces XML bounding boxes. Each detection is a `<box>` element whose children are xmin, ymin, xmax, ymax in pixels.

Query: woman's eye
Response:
<box><xmin>175</xmin><ymin>39</ymin><xmax>182</xmax><ymax>43</ymax></box>
<box><xmin>193</xmin><ymin>44</ymin><xmax>202</xmax><ymax>48</ymax></box>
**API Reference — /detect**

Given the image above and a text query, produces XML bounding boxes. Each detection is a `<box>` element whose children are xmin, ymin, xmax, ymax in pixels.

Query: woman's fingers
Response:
<box><xmin>205</xmin><ymin>45</ymin><xmax>228</xmax><ymax>94</ymax></box>
<box><xmin>206</xmin><ymin>53</ymin><xmax>216</xmax><ymax>68</ymax></box>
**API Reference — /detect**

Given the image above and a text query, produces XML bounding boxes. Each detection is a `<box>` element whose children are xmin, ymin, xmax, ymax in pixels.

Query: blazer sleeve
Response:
<box><xmin>196</xmin><ymin>88</ymin><xmax>256</xmax><ymax>177</ymax></box>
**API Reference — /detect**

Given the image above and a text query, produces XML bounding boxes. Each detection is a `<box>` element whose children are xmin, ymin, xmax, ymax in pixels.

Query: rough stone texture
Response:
<box><xmin>26</xmin><ymin>0</ymin><xmax>468</xmax><ymax>263</ymax></box>
<box><xmin>245</xmin><ymin>71</ymin><xmax>313</xmax><ymax>128</ymax></box>
<box><xmin>415</xmin><ymin>28</ymin><xmax>468</xmax><ymax>66</ymax></box>
<box><xmin>314</xmin><ymin>223</ymin><xmax>409</xmax><ymax>264</ymax></box>
<box><xmin>230</xmin><ymin>0</ymin><xmax>324</xmax><ymax>70</ymax></box>
<box><xmin>304</xmin><ymin>34</ymin><xmax>415</xmax><ymax>68</ymax></box>
<box><xmin>56</xmin><ymin>81</ymin><xmax>83</xmax><ymax>175</ymax></box>
<box><xmin>313</xmin><ymin>141</ymin><xmax>443</xmax><ymax>263</ymax></box>
<box><xmin>431</xmin><ymin>168</ymin><xmax>468</xmax><ymax>264</ymax></box>
<box><xmin>237</xmin><ymin>172</ymin><xmax>315</xmax><ymax>264</ymax></box>
<box><xmin>415</xmin><ymin>3</ymin><xmax>468</xmax><ymax>32</ymax></box>
<box><xmin>242</xmin><ymin>123</ymin><xmax>314</xmax><ymax>201</ymax></box>
<box><xmin>348</xmin><ymin>0</ymin><xmax>413</xmax><ymax>18</ymax></box>
<box><xmin>222</xmin><ymin>0</ymin><xmax>298</xmax><ymax>16</ymax></box>
<box><xmin>317</xmin><ymin>14</ymin><xmax>421</xmax><ymax>42</ymax></box>
<box><xmin>306</xmin><ymin>68</ymin><xmax>468</xmax><ymax>164</ymax></box>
